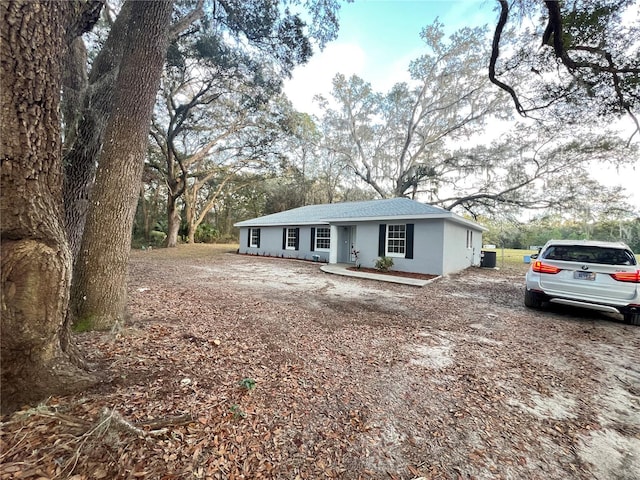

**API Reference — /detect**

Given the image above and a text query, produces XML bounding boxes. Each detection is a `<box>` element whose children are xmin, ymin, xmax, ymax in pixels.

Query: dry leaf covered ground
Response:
<box><xmin>2</xmin><ymin>244</ymin><xmax>639</xmax><ymax>479</ymax></box>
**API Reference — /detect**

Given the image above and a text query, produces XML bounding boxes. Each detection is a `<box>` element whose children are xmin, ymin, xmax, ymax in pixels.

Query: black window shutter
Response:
<box><xmin>378</xmin><ymin>224</ymin><xmax>386</xmax><ymax>257</ymax></box>
<box><xmin>282</xmin><ymin>228</ymin><xmax>286</xmax><ymax>249</ymax></box>
<box><xmin>310</xmin><ymin>227</ymin><xmax>316</xmax><ymax>251</ymax></box>
<box><xmin>405</xmin><ymin>223</ymin><xmax>414</xmax><ymax>259</ymax></box>
<box><xmin>256</xmin><ymin>229</ymin><xmax>261</xmax><ymax>248</ymax></box>
<box><xmin>294</xmin><ymin>227</ymin><xmax>300</xmax><ymax>250</ymax></box>
<box><xmin>247</xmin><ymin>228</ymin><xmax>251</xmax><ymax>248</ymax></box>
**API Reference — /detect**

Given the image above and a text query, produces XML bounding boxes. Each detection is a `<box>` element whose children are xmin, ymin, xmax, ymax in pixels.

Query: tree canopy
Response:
<box><xmin>490</xmin><ymin>0</ymin><xmax>640</xmax><ymax>140</ymax></box>
<box><xmin>309</xmin><ymin>20</ymin><xmax>637</xmax><ymax>219</ymax></box>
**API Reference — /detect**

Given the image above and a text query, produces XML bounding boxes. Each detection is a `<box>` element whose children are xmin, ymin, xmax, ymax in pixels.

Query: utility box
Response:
<box><xmin>480</xmin><ymin>250</ymin><xmax>497</xmax><ymax>268</ymax></box>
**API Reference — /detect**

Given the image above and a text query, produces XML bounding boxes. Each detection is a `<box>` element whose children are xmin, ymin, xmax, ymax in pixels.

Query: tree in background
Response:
<box><xmin>63</xmin><ymin>0</ymin><xmax>342</xmax><ymax>259</ymax></box>
<box><xmin>490</xmin><ymin>0</ymin><xmax>640</xmax><ymax>140</ymax></box>
<box><xmin>133</xmin><ymin>162</ymin><xmax>166</xmax><ymax>247</ymax></box>
<box><xmin>268</xmin><ymin>107</ymin><xmax>354</xmax><ymax>208</ymax></box>
<box><xmin>320</xmin><ymin>22</ymin><xmax>507</xmax><ymax>199</ymax></box>
<box><xmin>432</xmin><ymin>123</ymin><xmax>636</xmax><ymax>218</ymax></box>
<box><xmin>150</xmin><ymin>58</ymin><xmax>281</xmax><ymax>247</ymax></box>
<box><xmin>483</xmin><ymin>214</ymin><xmax>640</xmax><ymax>252</ymax></box>
<box><xmin>277</xmin><ymin>110</ymin><xmax>322</xmax><ymax>206</ymax></box>
<box><xmin>315</xmin><ymin>18</ymin><xmax>637</xmax><ymax>220</ymax></box>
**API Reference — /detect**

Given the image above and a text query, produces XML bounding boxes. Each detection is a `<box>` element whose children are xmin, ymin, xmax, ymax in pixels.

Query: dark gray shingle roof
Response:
<box><xmin>235</xmin><ymin>198</ymin><xmax>485</xmax><ymax>230</ymax></box>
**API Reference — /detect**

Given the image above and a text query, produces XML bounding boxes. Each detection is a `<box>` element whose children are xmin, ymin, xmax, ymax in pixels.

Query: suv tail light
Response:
<box><xmin>532</xmin><ymin>261</ymin><xmax>561</xmax><ymax>274</ymax></box>
<box><xmin>610</xmin><ymin>270</ymin><xmax>640</xmax><ymax>283</ymax></box>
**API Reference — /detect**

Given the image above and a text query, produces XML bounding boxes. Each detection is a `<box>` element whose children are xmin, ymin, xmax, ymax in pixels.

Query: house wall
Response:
<box><xmin>412</xmin><ymin>220</ymin><xmax>447</xmax><ymax>275</ymax></box>
<box><xmin>351</xmin><ymin>219</ymin><xmax>483</xmax><ymax>276</ymax></box>
<box><xmin>339</xmin><ymin>219</ymin><xmax>447</xmax><ymax>276</ymax></box>
<box><xmin>238</xmin><ymin>219</ymin><xmax>483</xmax><ymax>276</ymax></box>
<box><xmin>238</xmin><ymin>225</ymin><xmax>331</xmax><ymax>262</ymax></box>
<box><xmin>442</xmin><ymin>221</ymin><xmax>483</xmax><ymax>274</ymax></box>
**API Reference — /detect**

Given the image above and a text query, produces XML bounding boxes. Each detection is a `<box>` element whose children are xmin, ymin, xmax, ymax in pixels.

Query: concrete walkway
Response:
<box><xmin>320</xmin><ymin>263</ymin><xmax>438</xmax><ymax>287</ymax></box>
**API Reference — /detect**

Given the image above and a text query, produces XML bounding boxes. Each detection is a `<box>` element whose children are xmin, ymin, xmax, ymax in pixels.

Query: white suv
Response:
<box><xmin>525</xmin><ymin>240</ymin><xmax>640</xmax><ymax>325</ymax></box>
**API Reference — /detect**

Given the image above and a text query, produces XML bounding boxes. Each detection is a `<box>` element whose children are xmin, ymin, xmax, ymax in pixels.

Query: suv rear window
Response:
<box><xmin>542</xmin><ymin>245</ymin><xmax>637</xmax><ymax>266</ymax></box>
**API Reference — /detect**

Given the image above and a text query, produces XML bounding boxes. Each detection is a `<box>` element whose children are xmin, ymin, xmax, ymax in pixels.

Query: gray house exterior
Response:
<box><xmin>234</xmin><ymin>198</ymin><xmax>486</xmax><ymax>276</ymax></box>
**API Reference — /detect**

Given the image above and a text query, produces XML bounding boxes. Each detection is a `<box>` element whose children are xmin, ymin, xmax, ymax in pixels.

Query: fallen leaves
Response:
<box><xmin>1</xmin><ymin>250</ymin><xmax>638</xmax><ymax>479</ymax></box>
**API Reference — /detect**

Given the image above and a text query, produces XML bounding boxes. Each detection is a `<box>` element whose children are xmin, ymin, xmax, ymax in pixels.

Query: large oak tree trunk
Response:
<box><xmin>62</xmin><ymin>2</ymin><xmax>132</xmax><ymax>261</ymax></box>
<box><xmin>1</xmin><ymin>1</ymin><xmax>97</xmax><ymax>413</ymax></box>
<box><xmin>70</xmin><ymin>0</ymin><xmax>173</xmax><ymax>330</ymax></box>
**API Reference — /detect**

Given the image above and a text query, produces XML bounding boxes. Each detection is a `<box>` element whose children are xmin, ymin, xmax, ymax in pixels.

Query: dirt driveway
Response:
<box><xmin>2</xmin><ymin>246</ymin><xmax>639</xmax><ymax>479</ymax></box>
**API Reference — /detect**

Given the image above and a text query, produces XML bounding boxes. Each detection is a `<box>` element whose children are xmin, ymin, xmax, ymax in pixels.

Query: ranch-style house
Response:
<box><xmin>234</xmin><ymin>197</ymin><xmax>487</xmax><ymax>276</ymax></box>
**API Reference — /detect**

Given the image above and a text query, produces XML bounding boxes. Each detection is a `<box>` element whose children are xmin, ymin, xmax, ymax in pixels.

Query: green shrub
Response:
<box><xmin>375</xmin><ymin>256</ymin><xmax>394</xmax><ymax>272</ymax></box>
<box><xmin>195</xmin><ymin>223</ymin><xmax>217</xmax><ymax>243</ymax></box>
<box><xmin>149</xmin><ymin>230</ymin><xmax>167</xmax><ymax>246</ymax></box>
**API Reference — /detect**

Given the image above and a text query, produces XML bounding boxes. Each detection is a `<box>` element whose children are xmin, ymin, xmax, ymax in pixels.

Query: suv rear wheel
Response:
<box><xmin>624</xmin><ymin>311</ymin><xmax>640</xmax><ymax>326</ymax></box>
<box><xmin>524</xmin><ymin>289</ymin><xmax>543</xmax><ymax>309</ymax></box>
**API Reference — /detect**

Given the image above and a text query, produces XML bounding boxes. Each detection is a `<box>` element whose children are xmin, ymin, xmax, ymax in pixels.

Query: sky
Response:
<box><xmin>284</xmin><ymin>0</ymin><xmax>495</xmax><ymax>114</ymax></box>
<box><xmin>283</xmin><ymin>0</ymin><xmax>639</xmax><ymax>212</ymax></box>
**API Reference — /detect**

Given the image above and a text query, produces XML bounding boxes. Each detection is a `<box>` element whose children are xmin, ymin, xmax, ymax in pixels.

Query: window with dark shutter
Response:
<box><xmin>249</xmin><ymin>228</ymin><xmax>260</xmax><ymax>248</ymax></box>
<box><xmin>386</xmin><ymin>224</ymin><xmax>406</xmax><ymax>256</ymax></box>
<box><xmin>382</xmin><ymin>224</ymin><xmax>410</xmax><ymax>258</ymax></box>
<box><xmin>310</xmin><ymin>227</ymin><xmax>316</xmax><ymax>251</ymax></box>
<box><xmin>315</xmin><ymin>227</ymin><xmax>330</xmax><ymax>250</ymax></box>
<box><xmin>286</xmin><ymin>228</ymin><xmax>298</xmax><ymax>250</ymax></box>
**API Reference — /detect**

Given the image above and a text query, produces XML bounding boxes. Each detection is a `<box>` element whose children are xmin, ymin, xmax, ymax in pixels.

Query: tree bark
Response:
<box><xmin>62</xmin><ymin>2</ymin><xmax>132</xmax><ymax>261</ymax></box>
<box><xmin>61</xmin><ymin>37</ymin><xmax>88</xmax><ymax>156</ymax></box>
<box><xmin>166</xmin><ymin>195</ymin><xmax>182</xmax><ymax>247</ymax></box>
<box><xmin>185</xmin><ymin>191</ymin><xmax>196</xmax><ymax>244</ymax></box>
<box><xmin>70</xmin><ymin>0</ymin><xmax>174</xmax><ymax>330</ymax></box>
<box><xmin>1</xmin><ymin>1</ymin><xmax>97</xmax><ymax>414</ymax></box>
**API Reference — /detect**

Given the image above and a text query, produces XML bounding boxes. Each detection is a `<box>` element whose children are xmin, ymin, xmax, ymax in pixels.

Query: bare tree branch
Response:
<box><xmin>169</xmin><ymin>0</ymin><xmax>204</xmax><ymax>40</ymax></box>
<box><xmin>488</xmin><ymin>0</ymin><xmax>526</xmax><ymax>116</ymax></box>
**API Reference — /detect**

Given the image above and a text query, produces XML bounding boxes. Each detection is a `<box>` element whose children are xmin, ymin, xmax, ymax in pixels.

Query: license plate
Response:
<box><xmin>574</xmin><ymin>271</ymin><xmax>596</xmax><ymax>280</ymax></box>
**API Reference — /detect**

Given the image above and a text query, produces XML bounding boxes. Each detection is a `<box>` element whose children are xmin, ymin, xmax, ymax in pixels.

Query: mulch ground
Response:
<box><xmin>346</xmin><ymin>266</ymin><xmax>438</xmax><ymax>280</ymax></box>
<box><xmin>1</xmin><ymin>245</ymin><xmax>639</xmax><ymax>480</ymax></box>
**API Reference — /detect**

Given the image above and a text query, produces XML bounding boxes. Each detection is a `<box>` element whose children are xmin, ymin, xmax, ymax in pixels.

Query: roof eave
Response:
<box><xmin>236</xmin><ymin>214</ymin><xmax>486</xmax><ymax>231</ymax></box>
<box><xmin>234</xmin><ymin>221</ymin><xmax>330</xmax><ymax>227</ymax></box>
<box><xmin>327</xmin><ymin>213</ymin><xmax>486</xmax><ymax>231</ymax></box>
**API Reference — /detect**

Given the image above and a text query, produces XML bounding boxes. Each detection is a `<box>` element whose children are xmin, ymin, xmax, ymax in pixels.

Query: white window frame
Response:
<box><xmin>315</xmin><ymin>227</ymin><xmax>331</xmax><ymax>251</ymax></box>
<box><xmin>386</xmin><ymin>224</ymin><xmax>406</xmax><ymax>257</ymax></box>
<box><xmin>466</xmin><ymin>229</ymin><xmax>473</xmax><ymax>249</ymax></box>
<box><xmin>249</xmin><ymin>228</ymin><xmax>260</xmax><ymax>248</ymax></box>
<box><xmin>286</xmin><ymin>227</ymin><xmax>297</xmax><ymax>250</ymax></box>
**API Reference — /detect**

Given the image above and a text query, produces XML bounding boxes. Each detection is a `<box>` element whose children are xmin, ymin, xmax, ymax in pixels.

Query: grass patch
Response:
<box><xmin>484</xmin><ymin>248</ymin><xmax>640</xmax><ymax>266</ymax></box>
<box><xmin>482</xmin><ymin>248</ymin><xmax>539</xmax><ymax>268</ymax></box>
<box><xmin>73</xmin><ymin>316</ymin><xmax>95</xmax><ymax>333</ymax></box>
<box><xmin>130</xmin><ymin>243</ymin><xmax>239</xmax><ymax>260</ymax></box>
